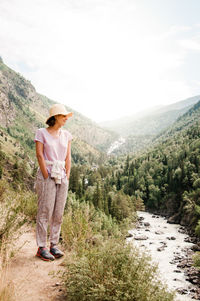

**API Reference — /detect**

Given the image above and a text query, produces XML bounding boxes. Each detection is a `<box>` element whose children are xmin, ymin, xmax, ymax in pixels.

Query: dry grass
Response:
<box><xmin>0</xmin><ymin>245</ymin><xmax>15</xmax><ymax>301</ymax></box>
<box><xmin>0</xmin><ymin>180</ymin><xmax>37</xmax><ymax>301</ymax></box>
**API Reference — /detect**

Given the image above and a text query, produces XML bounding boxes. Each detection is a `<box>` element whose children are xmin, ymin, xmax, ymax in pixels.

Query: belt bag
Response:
<box><xmin>45</xmin><ymin>160</ymin><xmax>65</xmax><ymax>184</ymax></box>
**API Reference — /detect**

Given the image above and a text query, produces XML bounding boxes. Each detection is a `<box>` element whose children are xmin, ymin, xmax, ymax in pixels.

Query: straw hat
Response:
<box><xmin>46</xmin><ymin>104</ymin><xmax>73</xmax><ymax>123</ymax></box>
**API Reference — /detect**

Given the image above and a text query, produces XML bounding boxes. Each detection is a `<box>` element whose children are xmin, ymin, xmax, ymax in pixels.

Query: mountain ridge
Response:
<box><xmin>100</xmin><ymin>95</ymin><xmax>200</xmax><ymax>137</ymax></box>
<box><xmin>0</xmin><ymin>60</ymin><xmax>117</xmax><ymax>164</ymax></box>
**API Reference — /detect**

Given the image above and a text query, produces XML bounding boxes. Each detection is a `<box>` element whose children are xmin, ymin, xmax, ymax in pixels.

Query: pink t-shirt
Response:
<box><xmin>34</xmin><ymin>128</ymin><xmax>72</xmax><ymax>177</ymax></box>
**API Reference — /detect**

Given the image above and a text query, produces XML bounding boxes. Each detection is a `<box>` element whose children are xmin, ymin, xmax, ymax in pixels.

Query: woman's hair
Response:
<box><xmin>46</xmin><ymin>116</ymin><xmax>56</xmax><ymax>126</ymax></box>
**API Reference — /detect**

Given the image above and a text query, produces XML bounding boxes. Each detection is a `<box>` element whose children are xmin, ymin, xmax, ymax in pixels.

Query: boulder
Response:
<box><xmin>191</xmin><ymin>244</ymin><xmax>200</xmax><ymax>252</ymax></box>
<box><xmin>184</xmin><ymin>236</ymin><xmax>197</xmax><ymax>244</ymax></box>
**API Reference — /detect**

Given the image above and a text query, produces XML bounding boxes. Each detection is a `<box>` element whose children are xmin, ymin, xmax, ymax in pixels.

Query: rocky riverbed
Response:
<box><xmin>127</xmin><ymin>211</ymin><xmax>200</xmax><ymax>301</ymax></box>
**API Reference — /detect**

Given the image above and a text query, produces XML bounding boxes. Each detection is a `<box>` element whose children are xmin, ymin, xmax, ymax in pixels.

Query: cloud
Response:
<box><xmin>179</xmin><ymin>37</ymin><xmax>200</xmax><ymax>51</ymax></box>
<box><xmin>0</xmin><ymin>0</ymin><xmax>199</xmax><ymax>121</ymax></box>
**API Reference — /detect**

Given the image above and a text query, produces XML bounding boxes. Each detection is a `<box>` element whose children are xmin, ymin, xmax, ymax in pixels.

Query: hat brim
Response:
<box><xmin>46</xmin><ymin>112</ymin><xmax>73</xmax><ymax>124</ymax></box>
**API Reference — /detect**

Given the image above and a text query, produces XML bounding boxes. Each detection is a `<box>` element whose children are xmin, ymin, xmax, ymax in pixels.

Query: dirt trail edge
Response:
<box><xmin>7</xmin><ymin>226</ymin><xmax>66</xmax><ymax>301</ymax></box>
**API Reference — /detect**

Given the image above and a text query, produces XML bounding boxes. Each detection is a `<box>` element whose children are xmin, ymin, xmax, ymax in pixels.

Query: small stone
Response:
<box><xmin>157</xmin><ymin>247</ymin><xmax>165</xmax><ymax>252</ymax></box>
<box><xmin>176</xmin><ymin>288</ymin><xmax>189</xmax><ymax>295</ymax></box>
<box><xmin>155</xmin><ymin>231</ymin><xmax>164</xmax><ymax>235</ymax></box>
<box><xmin>170</xmin><ymin>261</ymin><xmax>176</xmax><ymax>264</ymax></box>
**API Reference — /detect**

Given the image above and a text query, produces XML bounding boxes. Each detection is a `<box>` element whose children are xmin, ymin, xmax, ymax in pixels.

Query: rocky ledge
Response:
<box><xmin>171</xmin><ymin>246</ymin><xmax>200</xmax><ymax>299</ymax></box>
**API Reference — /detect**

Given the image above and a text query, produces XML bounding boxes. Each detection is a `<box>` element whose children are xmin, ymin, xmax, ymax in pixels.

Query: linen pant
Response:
<box><xmin>35</xmin><ymin>169</ymin><xmax>68</xmax><ymax>247</ymax></box>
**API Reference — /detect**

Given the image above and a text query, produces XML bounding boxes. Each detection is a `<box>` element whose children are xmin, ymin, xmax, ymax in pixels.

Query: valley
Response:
<box><xmin>1</xmin><ymin>59</ymin><xmax>200</xmax><ymax>301</ymax></box>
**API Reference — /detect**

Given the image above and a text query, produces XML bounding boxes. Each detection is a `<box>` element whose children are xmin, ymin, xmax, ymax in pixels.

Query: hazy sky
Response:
<box><xmin>1</xmin><ymin>0</ymin><xmax>200</xmax><ymax>122</ymax></box>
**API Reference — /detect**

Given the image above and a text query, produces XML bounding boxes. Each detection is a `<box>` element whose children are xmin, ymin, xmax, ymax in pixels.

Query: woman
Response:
<box><xmin>34</xmin><ymin>103</ymin><xmax>73</xmax><ymax>261</ymax></box>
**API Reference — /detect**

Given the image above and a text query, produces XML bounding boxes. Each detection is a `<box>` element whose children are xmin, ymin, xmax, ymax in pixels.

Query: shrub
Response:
<box><xmin>193</xmin><ymin>252</ymin><xmax>200</xmax><ymax>269</ymax></box>
<box><xmin>17</xmin><ymin>191</ymin><xmax>37</xmax><ymax>222</ymax></box>
<box><xmin>62</xmin><ymin>196</ymin><xmax>94</xmax><ymax>253</ymax></box>
<box><xmin>0</xmin><ymin>165</ymin><xmax>3</xmax><ymax>179</ymax></box>
<box><xmin>195</xmin><ymin>219</ymin><xmax>200</xmax><ymax>237</ymax></box>
<box><xmin>63</xmin><ymin>240</ymin><xmax>175</xmax><ymax>301</ymax></box>
<box><xmin>61</xmin><ymin>193</ymin><xmax>122</xmax><ymax>254</ymax></box>
<box><xmin>0</xmin><ymin>180</ymin><xmax>36</xmax><ymax>260</ymax></box>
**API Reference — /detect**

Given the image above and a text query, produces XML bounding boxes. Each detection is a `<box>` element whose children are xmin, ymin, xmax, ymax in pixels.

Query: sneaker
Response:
<box><xmin>50</xmin><ymin>246</ymin><xmax>64</xmax><ymax>258</ymax></box>
<box><xmin>36</xmin><ymin>247</ymin><xmax>55</xmax><ymax>261</ymax></box>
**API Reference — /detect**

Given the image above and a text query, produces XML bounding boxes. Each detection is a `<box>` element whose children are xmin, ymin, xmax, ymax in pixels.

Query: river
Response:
<box><xmin>107</xmin><ymin>137</ymin><xmax>125</xmax><ymax>155</ymax></box>
<box><xmin>127</xmin><ymin>211</ymin><xmax>198</xmax><ymax>301</ymax></box>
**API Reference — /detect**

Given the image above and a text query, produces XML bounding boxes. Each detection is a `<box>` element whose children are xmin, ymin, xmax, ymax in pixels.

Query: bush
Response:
<box><xmin>0</xmin><ymin>165</ymin><xmax>3</xmax><ymax>179</ymax></box>
<box><xmin>61</xmin><ymin>193</ymin><xmax>122</xmax><ymax>254</ymax></box>
<box><xmin>62</xmin><ymin>196</ymin><xmax>94</xmax><ymax>253</ymax></box>
<box><xmin>193</xmin><ymin>252</ymin><xmax>200</xmax><ymax>269</ymax></box>
<box><xmin>0</xmin><ymin>180</ymin><xmax>36</xmax><ymax>261</ymax></box>
<box><xmin>63</xmin><ymin>240</ymin><xmax>175</xmax><ymax>301</ymax></box>
<box><xmin>62</xmin><ymin>196</ymin><xmax>174</xmax><ymax>301</ymax></box>
<box><xmin>195</xmin><ymin>220</ymin><xmax>200</xmax><ymax>237</ymax></box>
<box><xmin>17</xmin><ymin>191</ymin><xmax>37</xmax><ymax>222</ymax></box>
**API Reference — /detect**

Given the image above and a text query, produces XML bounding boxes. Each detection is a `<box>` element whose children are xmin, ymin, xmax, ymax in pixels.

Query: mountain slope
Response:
<box><xmin>0</xmin><ymin>59</ymin><xmax>117</xmax><ymax>164</ymax></box>
<box><xmin>115</xmin><ymin>100</ymin><xmax>200</xmax><ymax>233</ymax></box>
<box><xmin>100</xmin><ymin>96</ymin><xmax>200</xmax><ymax>137</ymax></box>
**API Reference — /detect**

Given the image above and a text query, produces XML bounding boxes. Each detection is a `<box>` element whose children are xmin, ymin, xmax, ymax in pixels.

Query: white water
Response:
<box><xmin>127</xmin><ymin>211</ymin><xmax>196</xmax><ymax>301</ymax></box>
<box><xmin>107</xmin><ymin>137</ymin><xmax>125</xmax><ymax>155</ymax></box>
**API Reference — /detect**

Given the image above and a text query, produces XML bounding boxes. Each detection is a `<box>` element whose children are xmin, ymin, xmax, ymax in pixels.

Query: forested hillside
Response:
<box><xmin>110</xmin><ymin>101</ymin><xmax>200</xmax><ymax>235</ymax></box>
<box><xmin>68</xmin><ymin>100</ymin><xmax>200</xmax><ymax>237</ymax></box>
<box><xmin>101</xmin><ymin>95</ymin><xmax>200</xmax><ymax>155</ymax></box>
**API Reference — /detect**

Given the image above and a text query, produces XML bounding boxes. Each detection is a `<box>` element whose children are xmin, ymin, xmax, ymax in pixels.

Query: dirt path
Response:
<box><xmin>6</xmin><ymin>226</ymin><xmax>66</xmax><ymax>301</ymax></box>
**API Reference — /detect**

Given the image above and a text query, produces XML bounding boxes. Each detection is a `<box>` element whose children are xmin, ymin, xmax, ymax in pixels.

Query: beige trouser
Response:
<box><xmin>35</xmin><ymin>169</ymin><xmax>68</xmax><ymax>247</ymax></box>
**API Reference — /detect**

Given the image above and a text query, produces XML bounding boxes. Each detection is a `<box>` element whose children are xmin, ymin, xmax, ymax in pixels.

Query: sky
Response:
<box><xmin>1</xmin><ymin>0</ymin><xmax>200</xmax><ymax>122</ymax></box>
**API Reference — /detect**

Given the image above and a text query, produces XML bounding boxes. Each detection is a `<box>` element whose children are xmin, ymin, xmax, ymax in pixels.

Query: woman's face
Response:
<box><xmin>55</xmin><ymin>114</ymin><xmax>68</xmax><ymax>127</ymax></box>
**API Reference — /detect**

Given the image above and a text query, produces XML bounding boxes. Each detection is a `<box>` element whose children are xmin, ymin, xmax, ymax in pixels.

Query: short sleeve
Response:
<box><xmin>34</xmin><ymin>128</ymin><xmax>44</xmax><ymax>144</ymax></box>
<box><xmin>65</xmin><ymin>130</ymin><xmax>73</xmax><ymax>142</ymax></box>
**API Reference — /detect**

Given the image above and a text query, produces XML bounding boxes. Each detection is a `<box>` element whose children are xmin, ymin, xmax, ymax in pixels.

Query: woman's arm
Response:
<box><xmin>36</xmin><ymin>141</ymin><xmax>49</xmax><ymax>179</ymax></box>
<box><xmin>65</xmin><ymin>141</ymin><xmax>71</xmax><ymax>180</ymax></box>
